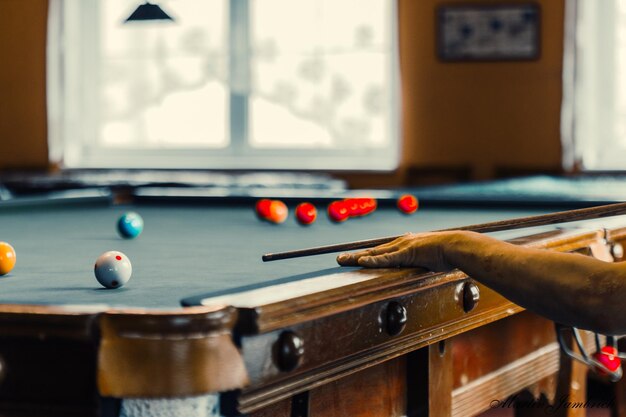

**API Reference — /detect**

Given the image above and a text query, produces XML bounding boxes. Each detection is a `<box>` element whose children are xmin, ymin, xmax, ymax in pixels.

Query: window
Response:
<box><xmin>48</xmin><ymin>0</ymin><xmax>399</xmax><ymax>170</ymax></box>
<box><xmin>563</xmin><ymin>0</ymin><xmax>626</xmax><ymax>170</ymax></box>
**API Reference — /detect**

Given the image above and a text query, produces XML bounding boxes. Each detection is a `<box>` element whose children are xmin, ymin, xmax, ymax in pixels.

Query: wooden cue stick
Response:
<box><xmin>262</xmin><ymin>201</ymin><xmax>626</xmax><ymax>262</ymax></box>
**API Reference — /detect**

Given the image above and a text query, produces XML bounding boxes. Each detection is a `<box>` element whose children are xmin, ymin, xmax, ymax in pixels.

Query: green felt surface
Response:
<box><xmin>0</xmin><ymin>203</ymin><xmax>554</xmax><ymax>309</ymax></box>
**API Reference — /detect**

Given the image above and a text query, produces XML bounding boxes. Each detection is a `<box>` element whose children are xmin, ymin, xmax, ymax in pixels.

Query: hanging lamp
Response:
<box><xmin>125</xmin><ymin>2</ymin><xmax>174</xmax><ymax>23</ymax></box>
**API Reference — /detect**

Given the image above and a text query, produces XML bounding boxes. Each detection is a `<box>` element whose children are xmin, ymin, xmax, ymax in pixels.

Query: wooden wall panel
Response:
<box><xmin>399</xmin><ymin>0</ymin><xmax>565</xmax><ymax>180</ymax></box>
<box><xmin>0</xmin><ymin>0</ymin><xmax>49</xmax><ymax>170</ymax></box>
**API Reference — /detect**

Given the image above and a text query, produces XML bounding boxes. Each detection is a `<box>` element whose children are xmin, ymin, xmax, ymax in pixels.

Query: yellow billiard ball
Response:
<box><xmin>0</xmin><ymin>242</ymin><xmax>16</xmax><ymax>276</ymax></box>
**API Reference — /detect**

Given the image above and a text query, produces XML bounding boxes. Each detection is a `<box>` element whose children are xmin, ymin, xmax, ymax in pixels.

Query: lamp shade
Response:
<box><xmin>125</xmin><ymin>2</ymin><xmax>174</xmax><ymax>23</ymax></box>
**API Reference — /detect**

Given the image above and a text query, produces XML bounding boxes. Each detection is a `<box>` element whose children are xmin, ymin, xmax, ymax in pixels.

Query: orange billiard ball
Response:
<box><xmin>268</xmin><ymin>200</ymin><xmax>289</xmax><ymax>224</ymax></box>
<box><xmin>295</xmin><ymin>202</ymin><xmax>317</xmax><ymax>225</ymax></box>
<box><xmin>0</xmin><ymin>242</ymin><xmax>16</xmax><ymax>276</ymax></box>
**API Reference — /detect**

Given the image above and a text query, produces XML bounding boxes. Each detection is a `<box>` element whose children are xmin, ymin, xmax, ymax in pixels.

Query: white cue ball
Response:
<box><xmin>94</xmin><ymin>251</ymin><xmax>132</xmax><ymax>289</ymax></box>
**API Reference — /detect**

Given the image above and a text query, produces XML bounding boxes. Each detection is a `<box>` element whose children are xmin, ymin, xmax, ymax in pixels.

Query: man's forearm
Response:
<box><xmin>445</xmin><ymin>232</ymin><xmax>626</xmax><ymax>334</ymax></box>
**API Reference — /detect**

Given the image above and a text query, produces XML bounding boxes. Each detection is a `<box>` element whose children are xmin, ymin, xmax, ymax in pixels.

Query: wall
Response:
<box><xmin>0</xmin><ymin>0</ymin><xmax>565</xmax><ymax>183</ymax></box>
<box><xmin>0</xmin><ymin>0</ymin><xmax>49</xmax><ymax>170</ymax></box>
<box><xmin>399</xmin><ymin>0</ymin><xmax>565</xmax><ymax>181</ymax></box>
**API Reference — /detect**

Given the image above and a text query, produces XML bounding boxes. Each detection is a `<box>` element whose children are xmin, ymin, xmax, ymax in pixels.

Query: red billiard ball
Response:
<box><xmin>593</xmin><ymin>346</ymin><xmax>622</xmax><ymax>376</ymax></box>
<box><xmin>345</xmin><ymin>199</ymin><xmax>361</xmax><ymax>217</ymax></box>
<box><xmin>295</xmin><ymin>202</ymin><xmax>317</xmax><ymax>225</ymax></box>
<box><xmin>328</xmin><ymin>200</ymin><xmax>349</xmax><ymax>222</ymax></box>
<box><xmin>255</xmin><ymin>199</ymin><xmax>273</xmax><ymax>221</ymax></box>
<box><xmin>356</xmin><ymin>198</ymin><xmax>377</xmax><ymax>217</ymax></box>
<box><xmin>397</xmin><ymin>194</ymin><xmax>419</xmax><ymax>214</ymax></box>
<box><xmin>268</xmin><ymin>200</ymin><xmax>288</xmax><ymax>224</ymax></box>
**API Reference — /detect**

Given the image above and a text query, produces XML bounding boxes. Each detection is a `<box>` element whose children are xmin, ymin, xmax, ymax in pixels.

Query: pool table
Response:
<box><xmin>0</xmin><ymin>184</ymin><xmax>622</xmax><ymax>417</ymax></box>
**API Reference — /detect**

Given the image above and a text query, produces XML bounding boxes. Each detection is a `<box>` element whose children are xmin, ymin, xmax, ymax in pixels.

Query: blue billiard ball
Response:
<box><xmin>117</xmin><ymin>212</ymin><xmax>144</xmax><ymax>239</ymax></box>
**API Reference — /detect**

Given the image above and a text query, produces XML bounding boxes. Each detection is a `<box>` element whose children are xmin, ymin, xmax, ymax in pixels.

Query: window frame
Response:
<box><xmin>48</xmin><ymin>0</ymin><xmax>401</xmax><ymax>171</ymax></box>
<box><xmin>562</xmin><ymin>0</ymin><xmax>621</xmax><ymax>170</ymax></box>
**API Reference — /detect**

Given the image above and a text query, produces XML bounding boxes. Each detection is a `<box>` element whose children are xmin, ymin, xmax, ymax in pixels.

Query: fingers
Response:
<box><xmin>337</xmin><ymin>253</ymin><xmax>360</xmax><ymax>266</ymax></box>
<box><xmin>357</xmin><ymin>250</ymin><xmax>408</xmax><ymax>268</ymax></box>
<box><xmin>337</xmin><ymin>242</ymin><xmax>400</xmax><ymax>266</ymax></box>
<box><xmin>337</xmin><ymin>231</ymin><xmax>455</xmax><ymax>271</ymax></box>
<box><xmin>337</xmin><ymin>234</ymin><xmax>419</xmax><ymax>266</ymax></box>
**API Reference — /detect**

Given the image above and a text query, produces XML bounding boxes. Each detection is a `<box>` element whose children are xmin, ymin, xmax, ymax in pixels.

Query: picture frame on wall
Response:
<box><xmin>437</xmin><ymin>3</ymin><xmax>541</xmax><ymax>62</ymax></box>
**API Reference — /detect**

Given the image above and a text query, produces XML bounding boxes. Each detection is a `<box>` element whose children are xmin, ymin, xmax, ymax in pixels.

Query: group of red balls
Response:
<box><xmin>255</xmin><ymin>194</ymin><xmax>419</xmax><ymax>225</ymax></box>
<box><xmin>327</xmin><ymin>198</ymin><xmax>377</xmax><ymax>223</ymax></box>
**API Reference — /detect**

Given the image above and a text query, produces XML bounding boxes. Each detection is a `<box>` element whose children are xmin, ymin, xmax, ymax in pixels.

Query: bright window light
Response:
<box><xmin>48</xmin><ymin>0</ymin><xmax>400</xmax><ymax>170</ymax></box>
<box><xmin>564</xmin><ymin>0</ymin><xmax>626</xmax><ymax>170</ymax></box>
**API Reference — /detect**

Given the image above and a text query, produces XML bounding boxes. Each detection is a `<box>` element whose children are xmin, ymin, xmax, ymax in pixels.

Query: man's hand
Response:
<box><xmin>336</xmin><ymin>231</ymin><xmax>462</xmax><ymax>272</ymax></box>
<box><xmin>342</xmin><ymin>228</ymin><xmax>626</xmax><ymax>335</ymax></box>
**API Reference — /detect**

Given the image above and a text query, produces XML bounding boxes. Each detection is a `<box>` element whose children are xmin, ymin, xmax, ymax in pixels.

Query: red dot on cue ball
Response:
<box><xmin>397</xmin><ymin>194</ymin><xmax>419</xmax><ymax>214</ymax></box>
<box><xmin>268</xmin><ymin>200</ymin><xmax>288</xmax><ymax>224</ymax></box>
<box><xmin>255</xmin><ymin>199</ymin><xmax>273</xmax><ymax>220</ymax></box>
<box><xmin>295</xmin><ymin>202</ymin><xmax>317</xmax><ymax>225</ymax></box>
<box><xmin>328</xmin><ymin>200</ymin><xmax>349</xmax><ymax>223</ymax></box>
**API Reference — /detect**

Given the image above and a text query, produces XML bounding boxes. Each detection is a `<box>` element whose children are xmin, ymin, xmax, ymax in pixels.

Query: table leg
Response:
<box><xmin>407</xmin><ymin>341</ymin><xmax>454</xmax><ymax>417</ymax></box>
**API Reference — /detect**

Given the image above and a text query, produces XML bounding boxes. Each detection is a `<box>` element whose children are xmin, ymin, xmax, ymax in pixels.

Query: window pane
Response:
<box><xmin>97</xmin><ymin>0</ymin><xmax>228</xmax><ymax>148</ymax></box>
<box><xmin>616</xmin><ymin>0</ymin><xmax>626</xmax><ymax>146</ymax></box>
<box><xmin>249</xmin><ymin>0</ymin><xmax>393</xmax><ymax>149</ymax></box>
